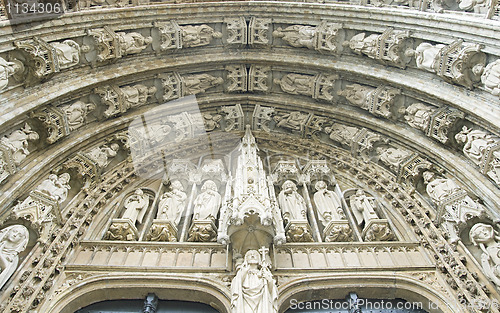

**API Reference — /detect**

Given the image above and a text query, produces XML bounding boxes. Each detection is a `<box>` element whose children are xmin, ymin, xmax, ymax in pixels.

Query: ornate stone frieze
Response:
<box><xmin>273</xmin><ymin>21</ymin><xmax>342</xmax><ymax>53</ymax></box>
<box><xmin>404</xmin><ymin>103</ymin><xmax>464</xmax><ymax>144</ymax></box>
<box><xmin>225</xmin><ymin>17</ymin><xmax>248</xmax><ymax>45</ymax></box>
<box><xmin>408</xmin><ymin>40</ymin><xmax>486</xmax><ymax>89</ymax></box>
<box><xmin>85</xmin><ymin>27</ymin><xmax>152</xmax><ymax>62</ymax></box>
<box><xmin>274</xmin><ymin>73</ymin><xmax>338</xmax><ymax>101</ymax></box>
<box><xmin>248</xmin><ymin>17</ymin><xmax>271</xmax><ymax>46</ymax></box>
<box><xmin>248</xmin><ymin>65</ymin><xmax>271</xmax><ymax>92</ymax></box>
<box><xmin>252</xmin><ymin>104</ymin><xmax>275</xmax><ymax>132</ymax></box>
<box><xmin>154</xmin><ymin>21</ymin><xmax>221</xmax><ymax>51</ymax></box>
<box><xmin>338</xmin><ymin>84</ymin><xmax>401</xmax><ymax>118</ymax></box>
<box><xmin>221</xmin><ymin>104</ymin><xmax>245</xmax><ymax>132</ymax></box>
<box><xmin>225</xmin><ymin>64</ymin><xmax>248</xmax><ymax>92</ymax></box>
<box><xmin>94</xmin><ymin>83</ymin><xmax>156</xmax><ymax>118</ymax></box>
<box><xmin>344</xmin><ymin>28</ymin><xmax>412</xmax><ymax>68</ymax></box>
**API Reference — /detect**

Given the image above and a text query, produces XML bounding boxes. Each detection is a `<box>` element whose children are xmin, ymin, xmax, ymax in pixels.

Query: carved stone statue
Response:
<box><xmin>183</xmin><ymin>74</ymin><xmax>223</xmax><ymax>95</ymax></box>
<box><xmin>60</xmin><ymin>101</ymin><xmax>96</xmax><ymax>131</ymax></box>
<box><xmin>52</xmin><ymin>40</ymin><xmax>81</xmax><ymax>69</ymax></box>
<box><xmin>230</xmin><ymin>249</ymin><xmax>278</xmax><ymax>313</ymax></box>
<box><xmin>313</xmin><ymin>180</ymin><xmax>345</xmax><ymax>227</ymax></box>
<box><xmin>477</xmin><ymin>60</ymin><xmax>500</xmax><ymax>98</ymax></box>
<box><xmin>337</xmin><ymin>84</ymin><xmax>372</xmax><ymax>109</ymax></box>
<box><xmin>181</xmin><ymin>24</ymin><xmax>222</xmax><ymax>48</ymax></box>
<box><xmin>0</xmin><ymin>225</ymin><xmax>29</xmax><ymax>290</ymax></box>
<box><xmin>324</xmin><ymin>124</ymin><xmax>359</xmax><ymax>147</ymax></box>
<box><xmin>469</xmin><ymin>223</ymin><xmax>500</xmax><ymax>286</ymax></box>
<box><xmin>272</xmin><ymin>25</ymin><xmax>316</xmax><ymax>49</ymax></box>
<box><xmin>192</xmin><ymin>180</ymin><xmax>221</xmax><ymax>222</ymax></box>
<box><xmin>412</xmin><ymin>42</ymin><xmax>446</xmax><ymax>73</ymax></box>
<box><xmin>121</xmin><ymin>189</ymin><xmax>149</xmax><ymax>225</ymax></box>
<box><xmin>157</xmin><ymin>180</ymin><xmax>187</xmax><ymax>226</ymax></box>
<box><xmin>344</xmin><ymin>33</ymin><xmax>379</xmax><ymax>57</ymax></box>
<box><xmin>0</xmin><ymin>124</ymin><xmax>39</xmax><ymax>166</ymax></box>
<box><xmin>35</xmin><ymin>173</ymin><xmax>71</xmax><ymax>203</ymax></box>
<box><xmin>350</xmin><ymin>189</ymin><xmax>379</xmax><ymax>228</ymax></box>
<box><xmin>116</xmin><ymin>32</ymin><xmax>152</xmax><ymax>55</ymax></box>
<box><xmin>278</xmin><ymin>180</ymin><xmax>308</xmax><ymax>223</ymax></box>
<box><xmin>274</xmin><ymin>73</ymin><xmax>314</xmax><ymax>96</ymax></box>
<box><xmin>455</xmin><ymin>126</ymin><xmax>499</xmax><ymax>166</ymax></box>
<box><xmin>376</xmin><ymin>147</ymin><xmax>412</xmax><ymax>172</ymax></box>
<box><xmin>404</xmin><ymin>102</ymin><xmax>435</xmax><ymax>131</ymax></box>
<box><xmin>85</xmin><ymin>143</ymin><xmax>119</xmax><ymax>168</ymax></box>
<box><xmin>422</xmin><ymin>171</ymin><xmax>461</xmax><ymax>202</ymax></box>
<box><xmin>273</xmin><ymin>111</ymin><xmax>309</xmax><ymax>131</ymax></box>
<box><xmin>121</xmin><ymin>84</ymin><xmax>157</xmax><ymax>109</ymax></box>
<box><xmin>0</xmin><ymin>57</ymin><xmax>21</xmax><ymax>91</ymax></box>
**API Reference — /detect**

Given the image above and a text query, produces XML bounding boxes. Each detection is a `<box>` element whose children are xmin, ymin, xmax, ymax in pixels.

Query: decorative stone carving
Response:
<box><xmin>0</xmin><ymin>123</ymin><xmax>39</xmax><ymax>167</ymax></box>
<box><xmin>274</xmin><ymin>111</ymin><xmax>310</xmax><ymax>132</ymax></box>
<box><xmin>146</xmin><ymin>222</ymin><xmax>177</xmax><ymax>242</ymax></box>
<box><xmin>275</xmin><ymin>73</ymin><xmax>338</xmax><ymax>101</ymax></box>
<box><xmin>469</xmin><ymin>223</ymin><xmax>500</xmax><ymax>287</ymax></box>
<box><xmin>458</xmin><ymin>0</ymin><xmax>489</xmax><ymax>12</ymax></box>
<box><xmin>423</xmin><ymin>171</ymin><xmax>485</xmax><ymax>243</ymax></box>
<box><xmin>104</xmin><ymin>219</ymin><xmax>138</xmax><ymax>241</ymax></box>
<box><xmin>60</xmin><ymin>101</ymin><xmax>96</xmax><ymax>131</ymax></box>
<box><xmin>221</xmin><ymin>104</ymin><xmax>245</xmax><ymax>132</ymax></box>
<box><xmin>344</xmin><ymin>28</ymin><xmax>412</xmax><ymax>68</ymax></box>
<box><xmin>187</xmin><ymin>222</ymin><xmax>217</xmax><ymax>242</ymax></box>
<box><xmin>313</xmin><ymin>180</ymin><xmax>345</xmax><ymax>226</ymax></box>
<box><xmin>94</xmin><ymin>83</ymin><xmax>156</xmax><ymax>118</ymax></box>
<box><xmin>156</xmin><ymin>180</ymin><xmax>186</xmax><ymax>225</ymax></box>
<box><xmin>404</xmin><ymin>102</ymin><xmax>435</xmax><ymax>131</ymax></box>
<box><xmin>272</xmin><ymin>21</ymin><xmax>341</xmax><ymax>53</ymax></box>
<box><xmin>0</xmin><ymin>225</ymin><xmax>29</xmax><ymax>290</ymax></box>
<box><xmin>248</xmin><ymin>17</ymin><xmax>271</xmax><ymax>46</ymax></box>
<box><xmin>164</xmin><ymin>112</ymin><xmax>204</xmax><ymax>142</ymax></box>
<box><xmin>338</xmin><ymin>84</ymin><xmax>400</xmax><ymax>118</ymax></box>
<box><xmin>324</xmin><ymin>124</ymin><xmax>360</xmax><ymax>147</ymax></box>
<box><xmin>116</xmin><ymin>31</ymin><xmax>152</xmax><ymax>55</ymax></box>
<box><xmin>84</xmin><ymin>143</ymin><xmax>119</xmax><ymax>168</ymax></box>
<box><xmin>183</xmin><ymin>73</ymin><xmax>223</xmax><ymax>95</ymax></box>
<box><xmin>278</xmin><ymin>180</ymin><xmax>308</xmax><ymax>223</ymax></box>
<box><xmin>0</xmin><ymin>57</ymin><xmax>22</xmax><ymax>91</ymax></box>
<box><xmin>350</xmin><ymin>189</ymin><xmax>395</xmax><ymax>241</ymax></box>
<box><xmin>351</xmin><ymin>128</ymin><xmax>387</xmax><ymax>158</ymax></box>
<box><xmin>409</xmin><ymin>40</ymin><xmax>486</xmax><ymax>89</ymax></box>
<box><xmin>121</xmin><ymin>189</ymin><xmax>150</xmax><ymax>225</ymax></box>
<box><xmin>395</xmin><ymin>152</ymin><xmax>433</xmax><ymax>191</ymax></box>
<box><xmin>324</xmin><ymin>222</ymin><xmax>353</xmax><ymax>242</ymax></box>
<box><xmin>248</xmin><ymin>65</ymin><xmax>271</xmax><ymax>92</ymax></box>
<box><xmin>31</xmin><ymin>106</ymin><xmax>69</xmax><ymax>144</ymax></box>
<box><xmin>155</xmin><ymin>21</ymin><xmax>221</xmax><ymax>50</ymax></box>
<box><xmin>35</xmin><ymin>173</ymin><xmax>71</xmax><ymax>203</ymax></box>
<box><xmin>225</xmin><ymin>64</ymin><xmax>248</xmax><ymax>92</ymax></box>
<box><xmin>225</xmin><ymin>17</ymin><xmax>247</xmax><ymax>45</ymax></box>
<box><xmin>192</xmin><ymin>180</ymin><xmax>221</xmax><ymax>222</ymax></box>
<box><xmin>477</xmin><ymin>60</ymin><xmax>500</xmax><ymax>98</ymax></box>
<box><xmin>230</xmin><ymin>249</ymin><xmax>278</xmax><ymax>313</ymax></box>
<box><xmin>376</xmin><ymin>146</ymin><xmax>412</xmax><ymax>172</ymax></box>
<box><xmin>158</xmin><ymin>72</ymin><xmax>183</xmax><ymax>101</ymax></box>
<box><xmin>252</xmin><ymin>105</ymin><xmax>275</xmax><ymax>132</ymax></box>
<box><xmin>51</xmin><ymin>40</ymin><xmax>81</xmax><ymax>69</ymax></box>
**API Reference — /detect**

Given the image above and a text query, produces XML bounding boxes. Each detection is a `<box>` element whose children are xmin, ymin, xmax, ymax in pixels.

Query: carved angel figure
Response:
<box><xmin>404</xmin><ymin>102</ymin><xmax>435</xmax><ymax>131</ymax></box>
<box><xmin>86</xmin><ymin>143</ymin><xmax>119</xmax><ymax>168</ymax></box>
<box><xmin>278</xmin><ymin>180</ymin><xmax>308</xmax><ymax>223</ymax></box>
<box><xmin>272</xmin><ymin>25</ymin><xmax>316</xmax><ymax>49</ymax></box>
<box><xmin>35</xmin><ymin>173</ymin><xmax>71</xmax><ymax>203</ymax></box>
<box><xmin>455</xmin><ymin>126</ymin><xmax>499</xmax><ymax>166</ymax></box>
<box><xmin>157</xmin><ymin>180</ymin><xmax>187</xmax><ymax>226</ymax></box>
<box><xmin>52</xmin><ymin>40</ymin><xmax>81</xmax><ymax>69</ymax></box>
<box><xmin>230</xmin><ymin>249</ymin><xmax>278</xmax><ymax>313</ymax></box>
<box><xmin>469</xmin><ymin>223</ymin><xmax>500</xmax><ymax>286</ymax></box>
<box><xmin>0</xmin><ymin>225</ymin><xmax>29</xmax><ymax>290</ymax></box>
<box><xmin>116</xmin><ymin>32</ymin><xmax>153</xmax><ymax>55</ymax></box>
<box><xmin>0</xmin><ymin>57</ymin><xmax>21</xmax><ymax>91</ymax></box>
<box><xmin>0</xmin><ymin>124</ymin><xmax>39</xmax><ymax>166</ymax></box>
<box><xmin>183</xmin><ymin>74</ymin><xmax>223</xmax><ymax>95</ymax></box>
<box><xmin>122</xmin><ymin>189</ymin><xmax>149</xmax><ymax>225</ymax></box>
<box><xmin>313</xmin><ymin>180</ymin><xmax>345</xmax><ymax>227</ymax></box>
<box><xmin>192</xmin><ymin>180</ymin><xmax>221</xmax><ymax>222</ymax></box>
<box><xmin>350</xmin><ymin>189</ymin><xmax>379</xmax><ymax>228</ymax></box>
<box><xmin>60</xmin><ymin>101</ymin><xmax>96</xmax><ymax>131</ymax></box>
<box><xmin>181</xmin><ymin>25</ymin><xmax>222</xmax><ymax>48</ymax></box>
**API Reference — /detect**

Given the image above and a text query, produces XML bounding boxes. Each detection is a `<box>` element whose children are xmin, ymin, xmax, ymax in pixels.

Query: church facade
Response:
<box><xmin>0</xmin><ymin>1</ymin><xmax>499</xmax><ymax>312</ymax></box>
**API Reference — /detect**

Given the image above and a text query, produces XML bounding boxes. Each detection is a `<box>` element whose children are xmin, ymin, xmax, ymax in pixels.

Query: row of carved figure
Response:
<box><xmin>1</xmin><ymin>22</ymin><xmax>500</xmax><ymax>98</ymax></box>
<box><xmin>0</xmin><ymin>0</ymin><xmax>496</xmax><ymax>18</ymax></box>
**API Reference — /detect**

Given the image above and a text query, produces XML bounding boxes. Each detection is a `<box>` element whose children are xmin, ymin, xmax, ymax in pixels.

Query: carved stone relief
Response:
<box><xmin>273</xmin><ymin>21</ymin><xmax>342</xmax><ymax>53</ymax></box>
<box><xmin>59</xmin><ymin>101</ymin><xmax>96</xmax><ymax>131</ymax></box>
<box><xmin>248</xmin><ymin>17</ymin><xmax>271</xmax><ymax>46</ymax></box>
<box><xmin>477</xmin><ymin>59</ymin><xmax>500</xmax><ymax>98</ymax></box>
<box><xmin>0</xmin><ymin>57</ymin><xmax>23</xmax><ymax>91</ymax></box>
<box><xmin>225</xmin><ymin>17</ymin><xmax>247</xmax><ymax>45</ymax></box>
<box><xmin>0</xmin><ymin>225</ymin><xmax>29</xmax><ymax>290</ymax></box>
<box><xmin>221</xmin><ymin>104</ymin><xmax>245</xmax><ymax>132</ymax></box>
<box><xmin>154</xmin><ymin>21</ymin><xmax>221</xmax><ymax>50</ymax></box>
<box><xmin>338</xmin><ymin>84</ymin><xmax>400</xmax><ymax>118</ymax></box>
<box><xmin>94</xmin><ymin>83</ymin><xmax>156</xmax><ymax>118</ymax></box>
<box><xmin>0</xmin><ymin>123</ymin><xmax>39</xmax><ymax>170</ymax></box>
<box><xmin>275</xmin><ymin>73</ymin><xmax>338</xmax><ymax>101</ymax></box>
<box><xmin>469</xmin><ymin>223</ymin><xmax>500</xmax><ymax>287</ymax></box>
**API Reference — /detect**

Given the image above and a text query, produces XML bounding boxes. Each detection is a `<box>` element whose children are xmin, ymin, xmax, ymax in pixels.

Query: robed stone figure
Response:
<box><xmin>278</xmin><ymin>180</ymin><xmax>308</xmax><ymax>223</ymax></box>
<box><xmin>350</xmin><ymin>189</ymin><xmax>379</xmax><ymax>228</ymax></box>
<box><xmin>122</xmin><ymin>189</ymin><xmax>149</xmax><ymax>225</ymax></box>
<box><xmin>0</xmin><ymin>225</ymin><xmax>29</xmax><ymax>289</ymax></box>
<box><xmin>157</xmin><ymin>180</ymin><xmax>187</xmax><ymax>226</ymax></box>
<box><xmin>313</xmin><ymin>180</ymin><xmax>345</xmax><ymax>227</ymax></box>
<box><xmin>230</xmin><ymin>250</ymin><xmax>278</xmax><ymax>313</ymax></box>
<box><xmin>193</xmin><ymin>180</ymin><xmax>221</xmax><ymax>222</ymax></box>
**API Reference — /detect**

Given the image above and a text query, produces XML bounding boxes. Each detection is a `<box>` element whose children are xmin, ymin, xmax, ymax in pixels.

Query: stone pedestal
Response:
<box><xmin>187</xmin><ymin>220</ymin><xmax>217</xmax><ymax>242</ymax></box>
<box><xmin>362</xmin><ymin>219</ymin><xmax>395</xmax><ymax>242</ymax></box>
<box><xmin>147</xmin><ymin>219</ymin><xmax>178</xmax><ymax>242</ymax></box>
<box><xmin>323</xmin><ymin>220</ymin><xmax>353</xmax><ymax>242</ymax></box>
<box><xmin>285</xmin><ymin>220</ymin><xmax>313</xmax><ymax>242</ymax></box>
<box><xmin>104</xmin><ymin>218</ymin><xmax>139</xmax><ymax>241</ymax></box>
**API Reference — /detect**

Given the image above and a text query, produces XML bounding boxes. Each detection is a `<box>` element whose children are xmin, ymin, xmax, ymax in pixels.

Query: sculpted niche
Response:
<box><xmin>278</xmin><ymin>180</ymin><xmax>307</xmax><ymax>223</ymax></box>
<box><xmin>0</xmin><ymin>225</ymin><xmax>29</xmax><ymax>290</ymax></box>
<box><xmin>230</xmin><ymin>249</ymin><xmax>278</xmax><ymax>313</ymax></box>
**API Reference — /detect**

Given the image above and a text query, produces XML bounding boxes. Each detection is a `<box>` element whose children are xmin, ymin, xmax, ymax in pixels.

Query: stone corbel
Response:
<box><xmin>252</xmin><ymin>104</ymin><xmax>275</xmax><ymax>132</ymax></box>
<box><xmin>224</xmin><ymin>17</ymin><xmax>248</xmax><ymax>45</ymax></box>
<box><xmin>220</xmin><ymin>103</ymin><xmax>245</xmax><ymax>132</ymax></box>
<box><xmin>31</xmin><ymin>106</ymin><xmax>71</xmax><ymax>144</ymax></box>
<box><xmin>248</xmin><ymin>17</ymin><xmax>271</xmax><ymax>46</ymax></box>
